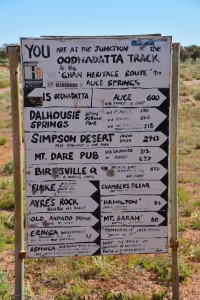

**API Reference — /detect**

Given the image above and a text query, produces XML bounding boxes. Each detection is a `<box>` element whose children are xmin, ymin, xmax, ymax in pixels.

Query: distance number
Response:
<box><xmin>147</xmin><ymin>95</ymin><xmax>160</xmax><ymax>101</ymax></box>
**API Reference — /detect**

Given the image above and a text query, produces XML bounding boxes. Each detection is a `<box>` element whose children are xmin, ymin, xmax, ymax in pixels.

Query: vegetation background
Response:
<box><xmin>0</xmin><ymin>44</ymin><xmax>199</xmax><ymax>300</ymax></box>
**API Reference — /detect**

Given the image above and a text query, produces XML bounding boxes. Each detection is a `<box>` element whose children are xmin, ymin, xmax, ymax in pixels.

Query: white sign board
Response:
<box><xmin>21</xmin><ymin>36</ymin><xmax>171</xmax><ymax>258</ymax></box>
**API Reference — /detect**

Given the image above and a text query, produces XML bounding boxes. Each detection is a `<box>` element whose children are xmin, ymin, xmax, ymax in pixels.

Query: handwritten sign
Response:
<box><xmin>26</xmin><ymin>88</ymin><xmax>166</xmax><ymax>108</ymax></box>
<box><xmin>101</xmin><ymin>195</ymin><xmax>167</xmax><ymax>212</ymax></box>
<box><xmin>24</xmin><ymin>107</ymin><xmax>167</xmax><ymax>132</ymax></box>
<box><xmin>27</xmin><ymin>196</ymin><xmax>99</xmax><ymax>213</ymax></box>
<box><xmin>101</xmin><ymin>238</ymin><xmax>168</xmax><ymax>255</ymax></box>
<box><xmin>26</xmin><ymin>163</ymin><xmax>167</xmax><ymax>181</ymax></box>
<box><xmin>27</xmin><ymin>243</ymin><xmax>100</xmax><ymax>258</ymax></box>
<box><xmin>25</xmin><ymin>147</ymin><xmax>167</xmax><ymax>164</ymax></box>
<box><xmin>26</xmin><ymin>181</ymin><xmax>98</xmax><ymax>197</ymax></box>
<box><xmin>101</xmin><ymin>226</ymin><xmax>168</xmax><ymax>239</ymax></box>
<box><xmin>21</xmin><ymin>36</ymin><xmax>171</xmax><ymax>258</ymax></box>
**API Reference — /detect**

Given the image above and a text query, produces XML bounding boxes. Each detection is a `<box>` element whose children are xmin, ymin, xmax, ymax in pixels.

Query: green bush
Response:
<box><xmin>0</xmin><ymin>177</ymin><xmax>14</xmax><ymax>210</ymax></box>
<box><xmin>0</xmin><ymin>176</ymin><xmax>13</xmax><ymax>190</ymax></box>
<box><xmin>178</xmin><ymin>221</ymin><xmax>186</xmax><ymax>232</ymax></box>
<box><xmin>24</xmin><ymin>282</ymin><xmax>35</xmax><ymax>300</ymax></box>
<box><xmin>182</xmin><ymin>205</ymin><xmax>193</xmax><ymax>217</ymax></box>
<box><xmin>194</xmin><ymin>90</ymin><xmax>200</xmax><ymax>101</ymax></box>
<box><xmin>0</xmin><ymin>176</ymin><xmax>14</xmax><ymax>210</ymax></box>
<box><xmin>0</xmin><ymin>137</ymin><xmax>7</xmax><ymax>145</ymax></box>
<box><xmin>195</xmin><ymin>143</ymin><xmax>200</xmax><ymax>149</ymax></box>
<box><xmin>3</xmin><ymin>215</ymin><xmax>14</xmax><ymax>230</ymax></box>
<box><xmin>179</xmin><ymin>261</ymin><xmax>192</xmax><ymax>282</ymax></box>
<box><xmin>0</xmin><ymin>213</ymin><xmax>14</xmax><ymax>249</ymax></box>
<box><xmin>152</xmin><ymin>290</ymin><xmax>167</xmax><ymax>300</ymax></box>
<box><xmin>193</xmin><ymin>201</ymin><xmax>200</xmax><ymax>207</ymax></box>
<box><xmin>3</xmin><ymin>160</ymin><xmax>14</xmax><ymax>175</ymax></box>
<box><xmin>189</xmin><ymin>244</ymin><xmax>200</xmax><ymax>262</ymax></box>
<box><xmin>0</xmin><ymin>73</ymin><xmax>10</xmax><ymax>89</ymax></box>
<box><xmin>102</xmin><ymin>291</ymin><xmax>148</xmax><ymax>300</ymax></box>
<box><xmin>191</xmin><ymin>218</ymin><xmax>200</xmax><ymax>230</ymax></box>
<box><xmin>0</xmin><ymin>271</ymin><xmax>12</xmax><ymax>299</ymax></box>
<box><xmin>0</xmin><ymin>190</ymin><xmax>14</xmax><ymax>210</ymax></box>
<box><xmin>178</xmin><ymin>186</ymin><xmax>190</xmax><ymax>206</ymax></box>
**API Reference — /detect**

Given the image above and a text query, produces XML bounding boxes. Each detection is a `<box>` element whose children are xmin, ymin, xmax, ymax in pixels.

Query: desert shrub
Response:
<box><xmin>0</xmin><ymin>190</ymin><xmax>14</xmax><ymax>210</ymax></box>
<box><xmin>0</xmin><ymin>176</ymin><xmax>14</xmax><ymax>210</ymax></box>
<box><xmin>3</xmin><ymin>160</ymin><xmax>14</xmax><ymax>175</ymax></box>
<box><xmin>0</xmin><ymin>137</ymin><xmax>7</xmax><ymax>145</ymax></box>
<box><xmin>190</xmin><ymin>245</ymin><xmax>200</xmax><ymax>262</ymax></box>
<box><xmin>0</xmin><ymin>271</ymin><xmax>12</xmax><ymax>299</ymax></box>
<box><xmin>152</xmin><ymin>289</ymin><xmax>167</xmax><ymax>300</ymax></box>
<box><xmin>193</xmin><ymin>90</ymin><xmax>200</xmax><ymax>101</ymax></box>
<box><xmin>178</xmin><ymin>186</ymin><xmax>190</xmax><ymax>206</ymax></box>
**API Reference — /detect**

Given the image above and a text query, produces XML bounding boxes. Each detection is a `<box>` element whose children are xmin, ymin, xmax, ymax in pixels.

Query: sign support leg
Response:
<box><xmin>170</xmin><ymin>43</ymin><xmax>180</xmax><ymax>300</ymax></box>
<box><xmin>7</xmin><ymin>46</ymin><xmax>25</xmax><ymax>300</ymax></box>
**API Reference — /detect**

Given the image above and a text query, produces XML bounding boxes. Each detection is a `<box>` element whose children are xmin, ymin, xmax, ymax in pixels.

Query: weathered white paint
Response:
<box><xmin>101</xmin><ymin>195</ymin><xmax>167</xmax><ymax>212</ymax></box>
<box><xmin>26</xmin><ymin>196</ymin><xmax>98</xmax><ymax>213</ymax></box>
<box><xmin>26</xmin><ymin>180</ymin><xmax>98</xmax><ymax>197</ymax></box>
<box><xmin>25</xmin><ymin>131</ymin><xmax>168</xmax><ymax>149</ymax></box>
<box><xmin>26</xmin><ymin>88</ymin><xmax>166</xmax><ymax>108</ymax></box>
<box><xmin>21</xmin><ymin>36</ymin><xmax>171</xmax><ymax>258</ymax></box>
<box><xmin>101</xmin><ymin>226</ymin><xmax>168</xmax><ymax>239</ymax></box>
<box><xmin>92</xmin><ymin>88</ymin><xmax>167</xmax><ymax>108</ymax></box>
<box><xmin>27</xmin><ymin>226</ymin><xmax>99</xmax><ymax>244</ymax></box>
<box><xmin>28</xmin><ymin>212</ymin><xmax>99</xmax><ymax>227</ymax></box>
<box><xmin>24</xmin><ymin>107</ymin><xmax>167</xmax><ymax>132</ymax></box>
<box><xmin>100</xmin><ymin>180</ymin><xmax>167</xmax><ymax>195</ymax></box>
<box><xmin>26</xmin><ymin>88</ymin><xmax>92</xmax><ymax>107</ymax></box>
<box><xmin>25</xmin><ymin>163</ymin><xmax>167</xmax><ymax>181</ymax></box>
<box><xmin>27</xmin><ymin>243</ymin><xmax>100</xmax><ymax>258</ymax></box>
<box><xmin>21</xmin><ymin>37</ymin><xmax>171</xmax><ymax>89</ymax></box>
<box><xmin>101</xmin><ymin>211</ymin><xmax>166</xmax><ymax>226</ymax></box>
<box><xmin>101</xmin><ymin>237</ymin><xmax>168</xmax><ymax>255</ymax></box>
<box><xmin>25</xmin><ymin>147</ymin><xmax>167</xmax><ymax>165</ymax></box>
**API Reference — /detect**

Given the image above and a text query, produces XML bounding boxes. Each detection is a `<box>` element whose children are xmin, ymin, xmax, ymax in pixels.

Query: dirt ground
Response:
<box><xmin>183</xmin><ymin>79</ymin><xmax>200</xmax><ymax>85</ymax></box>
<box><xmin>0</xmin><ymin>133</ymin><xmax>13</xmax><ymax>172</ymax></box>
<box><xmin>0</xmin><ymin>65</ymin><xmax>9</xmax><ymax>71</ymax></box>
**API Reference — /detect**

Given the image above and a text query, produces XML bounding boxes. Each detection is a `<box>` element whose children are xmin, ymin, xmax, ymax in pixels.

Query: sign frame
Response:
<box><xmin>21</xmin><ymin>35</ymin><xmax>172</xmax><ymax>258</ymax></box>
<box><xmin>8</xmin><ymin>37</ymin><xmax>180</xmax><ymax>299</ymax></box>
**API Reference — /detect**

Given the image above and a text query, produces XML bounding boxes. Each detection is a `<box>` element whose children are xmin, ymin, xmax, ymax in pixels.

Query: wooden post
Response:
<box><xmin>170</xmin><ymin>43</ymin><xmax>180</xmax><ymax>300</ymax></box>
<box><xmin>7</xmin><ymin>45</ymin><xmax>24</xmax><ymax>300</ymax></box>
